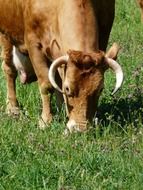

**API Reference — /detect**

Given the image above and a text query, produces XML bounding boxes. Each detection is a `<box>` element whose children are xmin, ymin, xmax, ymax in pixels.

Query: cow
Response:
<box><xmin>137</xmin><ymin>0</ymin><xmax>143</xmax><ymax>21</ymax></box>
<box><xmin>0</xmin><ymin>0</ymin><xmax>123</xmax><ymax>133</ymax></box>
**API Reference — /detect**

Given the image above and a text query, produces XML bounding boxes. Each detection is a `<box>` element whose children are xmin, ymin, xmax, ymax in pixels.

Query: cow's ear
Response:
<box><xmin>105</xmin><ymin>43</ymin><xmax>120</xmax><ymax>60</ymax></box>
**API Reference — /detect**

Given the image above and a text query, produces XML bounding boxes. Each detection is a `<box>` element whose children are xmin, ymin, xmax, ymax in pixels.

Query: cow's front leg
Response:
<box><xmin>39</xmin><ymin>87</ymin><xmax>53</xmax><ymax>129</ymax></box>
<box><xmin>27</xmin><ymin>44</ymin><xmax>53</xmax><ymax>128</ymax></box>
<box><xmin>1</xmin><ymin>37</ymin><xmax>20</xmax><ymax>116</ymax></box>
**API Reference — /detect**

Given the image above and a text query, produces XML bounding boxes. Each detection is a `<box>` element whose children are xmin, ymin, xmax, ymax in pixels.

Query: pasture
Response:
<box><xmin>0</xmin><ymin>0</ymin><xmax>143</xmax><ymax>189</ymax></box>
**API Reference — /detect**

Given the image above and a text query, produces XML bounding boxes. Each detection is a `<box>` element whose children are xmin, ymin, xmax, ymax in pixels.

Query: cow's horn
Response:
<box><xmin>49</xmin><ymin>55</ymin><xmax>69</xmax><ymax>93</ymax></box>
<box><xmin>106</xmin><ymin>57</ymin><xmax>123</xmax><ymax>95</ymax></box>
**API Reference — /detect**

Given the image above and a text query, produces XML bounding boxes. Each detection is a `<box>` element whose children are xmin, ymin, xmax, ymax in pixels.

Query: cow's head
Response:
<box><xmin>49</xmin><ymin>43</ymin><xmax>123</xmax><ymax>133</ymax></box>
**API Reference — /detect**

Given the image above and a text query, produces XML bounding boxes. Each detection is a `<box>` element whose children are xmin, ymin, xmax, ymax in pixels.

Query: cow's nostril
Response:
<box><xmin>65</xmin><ymin>86</ymin><xmax>70</xmax><ymax>94</ymax></box>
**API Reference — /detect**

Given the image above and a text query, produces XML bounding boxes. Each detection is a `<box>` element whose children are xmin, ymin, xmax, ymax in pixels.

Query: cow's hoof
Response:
<box><xmin>38</xmin><ymin>119</ymin><xmax>47</xmax><ymax>129</ymax></box>
<box><xmin>6</xmin><ymin>106</ymin><xmax>20</xmax><ymax>117</ymax></box>
<box><xmin>38</xmin><ymin>115</ymin><xmax>52</xmax><ymax>129</ymax></box>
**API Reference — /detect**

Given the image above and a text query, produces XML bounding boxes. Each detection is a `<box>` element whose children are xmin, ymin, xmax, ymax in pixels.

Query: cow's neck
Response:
<box><xmin>58</xmin><ymin>0</ymin><xmax>99</xmax><ymax>54</ymax></box>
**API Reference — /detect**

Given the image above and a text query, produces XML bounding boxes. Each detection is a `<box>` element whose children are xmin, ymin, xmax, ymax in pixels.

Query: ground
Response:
<box><xmin>0</xmin><ymin>0</ymin><xmax>143</xmax><ymax>189</ymax></box>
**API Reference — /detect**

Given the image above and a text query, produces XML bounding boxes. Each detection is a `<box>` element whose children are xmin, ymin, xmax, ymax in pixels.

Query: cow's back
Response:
<box><xmin>0</xmin><ymin>0</ymin><xmax>26</xmax><ymax>45</ymax></box>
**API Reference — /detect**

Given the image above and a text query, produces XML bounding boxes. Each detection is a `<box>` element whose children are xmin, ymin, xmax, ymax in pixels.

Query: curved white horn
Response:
<box><xmin>106</xmin><ymin>57</ymin><xmax>123</xmax><ymax>95</ymax></box>
<box><xmin>49</xmin><ymin>55</ymin><xmax>69</xmax><ymax>93</ymax></box>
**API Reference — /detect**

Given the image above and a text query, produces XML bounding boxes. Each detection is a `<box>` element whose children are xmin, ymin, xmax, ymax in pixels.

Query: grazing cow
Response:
<box><xmin>137</xmin><ymin>0</ymin><xmax>143</xmax><ymax>20</ymax></box>
<box><xmin>0</xmin><ymin>0</ymin><xmax>123</xmax><ymax>133</ymax></box>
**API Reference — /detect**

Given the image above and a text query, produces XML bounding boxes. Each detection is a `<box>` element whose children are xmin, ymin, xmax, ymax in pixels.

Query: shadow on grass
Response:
<box><xmin>97</xmin><ymin>64</ymin><xmax>143</xmax><ymax>128</ymax></box>
<box><xmin>98</xmin><ymin>87</ymin><xmax>143</xmax><ymax>127</ymax></box>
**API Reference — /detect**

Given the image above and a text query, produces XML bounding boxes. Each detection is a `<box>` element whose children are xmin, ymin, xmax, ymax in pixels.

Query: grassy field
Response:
<box><xmin>1</xmin><ymin>0</ymin><xmax>143</xmax><ymax>189</ymax></box>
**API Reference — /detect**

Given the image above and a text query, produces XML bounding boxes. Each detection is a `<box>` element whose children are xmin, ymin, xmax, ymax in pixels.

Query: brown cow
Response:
<box><xmin>0</xmin><ymin>0</ymin><xmax>123</xmax><ymax>133</ymax></box>
<box><xmin>137</xmin><ymin>0</ymin><xmax>143</xmax><ymax>20</ymax></box>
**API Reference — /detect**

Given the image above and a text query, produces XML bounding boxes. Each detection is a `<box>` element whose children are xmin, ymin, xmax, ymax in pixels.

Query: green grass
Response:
<box><xmin>1</xmin><ymin>0</ymin><xmax>143</xmax><ymax>189</ymax></box>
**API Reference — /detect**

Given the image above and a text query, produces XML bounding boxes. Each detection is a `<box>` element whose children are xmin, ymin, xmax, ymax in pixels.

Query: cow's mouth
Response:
<box><xmin>65</xmin><ymin>119</ymin><xmax>89</xmax><ymax>133</ymax></box>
